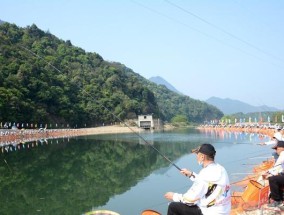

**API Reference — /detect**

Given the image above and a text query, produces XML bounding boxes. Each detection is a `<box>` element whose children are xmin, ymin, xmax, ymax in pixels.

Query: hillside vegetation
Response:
<box><xmin>0</xmin><ymin>23</ymin><xmax>223</xmax><ymax>127</ymax></box>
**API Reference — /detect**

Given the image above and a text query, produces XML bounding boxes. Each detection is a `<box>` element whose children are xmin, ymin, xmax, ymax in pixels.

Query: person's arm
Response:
<box><xmin>180</xmin><ymin>179</ymin><xmax>207</xmax><ymax>203</ymax></box>
<box><xmin>259</xmin><ymin>140</ymin><xmax>276</xmax><ymax>145</ymax></box>
<box><xmin>266</xmin><ymin>152</ymin><xmax>284</xmax><ymax>176</ymax></box>
<box><xmin>164</xmin><ymin>179</ymin><xmax>207</xmax><ymax>204</ymax></box>
<box><xmin>267</xmin><ymin>165</ymin><xmax>282</xmax><ymax>176</ymax></box>
<box><xmin>180</xmin><ymin>168</ymin><xmax>197</xmax><ymax>181</ymax></box>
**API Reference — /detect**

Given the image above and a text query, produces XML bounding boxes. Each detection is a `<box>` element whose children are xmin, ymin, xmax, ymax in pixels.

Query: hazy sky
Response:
<box><xmin>1</xmin><ymin>0</ymin><xmax>284</xmax><ymax>110</ymax></box>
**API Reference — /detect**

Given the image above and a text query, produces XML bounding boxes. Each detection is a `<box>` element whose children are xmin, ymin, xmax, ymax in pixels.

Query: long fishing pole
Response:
<box><xmin>3</xmin><ymin>157</ymin><xmax>12</xmax><ymax>173</ymax></box>
<box><xmin>98</xmin><ymin>103</ymin><xmax>183</xmax><ymax>171</ymax></box>
<box><xmin>18</xmin><ymin>45</ymin><xmax>185</xmax><ymax>173</ymax></box>
<box><xmin>230</xmin><ymin>175</ymin><xmax>258</xmax><ymax>186</ymax></box>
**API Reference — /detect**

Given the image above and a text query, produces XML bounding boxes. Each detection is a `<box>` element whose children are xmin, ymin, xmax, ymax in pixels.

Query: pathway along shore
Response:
<box><xmin>0</xmin><ymin>125</ymin><xmax>144</xmax><ymax>146</ymax></box>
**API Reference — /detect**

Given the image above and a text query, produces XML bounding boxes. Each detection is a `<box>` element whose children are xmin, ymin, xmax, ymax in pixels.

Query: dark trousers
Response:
<box><xmin>268</xmin><ymin>174</ymin><xmax>284</xmax><ymax>201</ymax></box>
<box><xmin>167</xmin><ymin>202</ymin><xmax>203</xmax><ymax>215</ymax></box>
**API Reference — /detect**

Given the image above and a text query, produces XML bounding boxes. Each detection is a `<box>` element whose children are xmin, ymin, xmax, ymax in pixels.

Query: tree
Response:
<box><xmin>171</xmin><ymin>115</ymin><xmax>188</xmax><ymax>124</ymax></box>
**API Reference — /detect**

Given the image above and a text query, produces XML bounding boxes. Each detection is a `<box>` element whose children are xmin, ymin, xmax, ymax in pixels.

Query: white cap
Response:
<box><xmin>274</xmin><ymin>132</ymin><xmax>283</xmax><ymax>141</ymax></box>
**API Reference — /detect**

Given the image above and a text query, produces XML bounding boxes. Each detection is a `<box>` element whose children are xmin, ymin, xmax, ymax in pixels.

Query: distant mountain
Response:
<box><xmin>149</xmin><ymin>76</ymin><xmax>182</xmax><ymax>94</ymax></box>
<box><xmin>0</xmin><ymin>19</ymin><xmax>5</xmax><ymax>25</ymax></box>
<box><xmin>206</xmin><ymin>97</ymin><xmax>279</xmax><ymax>115</ymax></box>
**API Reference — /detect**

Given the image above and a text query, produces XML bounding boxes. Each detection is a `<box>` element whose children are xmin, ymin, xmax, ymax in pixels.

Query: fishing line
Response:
<box><xmin>6</xmin><ymin>35</ymin><xmax>274</xmax><ymax>177</ymax></box>
<box><xmin>249</xmin><ymin>156</ymin><xmax>273</xmax><ymax>160</ymax></box>
<box><xmin>226</xmin><ymin>151</ymin><xmax>272</xmax><ymax>165</ymax></box>
<box><xmin>230</xmin><ymin>176</ymin><xmax>258</xmax><ymax>187</ymax></box>
<box><xmin>141</xmin><ymin>200</ymin><xmax>168</xmax><ymax>212</ymax></box>
<box><xmin>230</xmin><ymin>173</ymin><xmax>256</xmax><ymax>176</ymax></box>
<box><xmin>16</xmin><ymin>44</ymin><xmax>185</xmax><ymax>173</ymax></box>
<box><xmin>132</xmin><ymin>0</ymin><xmax>283</xmax><ymax>69</ymax></box>
<box><xmin>94</xmin><ymin>102</ymin><xmax>183</xmax><ymax>171</ymax></box>
<box><xmin>164</xmin><ymin>0</ymin><xmax>284</xmax><ymax>66</ymax></box>
<box><xmin>1</xmin><ymin>155</ymin><xmax>13</xmax><ymax>173</ymax></box>
<box><xmin>231</xmin><ymin>163</ymin><xmax>283</xmax><ymax>185</ymax></box>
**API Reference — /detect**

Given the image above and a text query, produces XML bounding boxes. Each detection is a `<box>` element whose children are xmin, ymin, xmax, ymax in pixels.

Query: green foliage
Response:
<box><xmin>171</xmin><ymin>114</ymin><xmax>189</xmax><ymax>127</ymax></box>
<box><xmin>171</xmin><ymin>114</ymin><xmax>188</xmax><ymax>123</ymax></box>
<box><xmin>0</xmin><ymin>23</ymin><xmax>223</xmax><ymax>126</ymax></box>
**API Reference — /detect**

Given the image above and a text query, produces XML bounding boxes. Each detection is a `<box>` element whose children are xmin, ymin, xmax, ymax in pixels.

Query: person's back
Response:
<box><xmin>197</xmin><ymin>163</ymin><xmax>231</xmax><ymax>214</ymax></box>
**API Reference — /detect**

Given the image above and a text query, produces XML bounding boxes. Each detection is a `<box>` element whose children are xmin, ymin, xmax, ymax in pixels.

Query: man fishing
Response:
<box><xmin>164</xmin><ymin>143</ymin><xmax>231</xmax><ymax>215</ymax></box>
<box><xmin>262</xmin><ymin>140</ymin><xmax>284</xmax><ymax>208</ymax></box>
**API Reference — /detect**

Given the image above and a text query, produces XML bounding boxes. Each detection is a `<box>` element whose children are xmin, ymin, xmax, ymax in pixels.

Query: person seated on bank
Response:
<box><xmin>164</xmin><ymin>143</ymin><xmax>231</xmax><ymax>215</ymax></box>
<box><xmin>259</xmin><ymin>136</ymin><xmax>278</xmax><ymax>146</ymax></box>
<box><xmin>262</xmin><ymin>140</ymin><xmax>284</xmax><ymax>208</ymax></box>
<box><xmin>259</xmin><ymin>133</ymin><xmax>281</xmax><ymax>160</ymax></box>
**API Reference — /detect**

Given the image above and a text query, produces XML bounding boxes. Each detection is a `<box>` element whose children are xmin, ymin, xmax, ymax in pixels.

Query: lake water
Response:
<box><xmin>0</xmin><ymin>127</ymin><xmax>272</xmax><ymax>215</ymax></box>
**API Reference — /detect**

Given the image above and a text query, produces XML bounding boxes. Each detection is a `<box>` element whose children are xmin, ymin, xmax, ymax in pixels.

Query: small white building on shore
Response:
<box><xmin>138</xmin><ymin>115</ymin><xmax>154</xmax><ymax>129</ymax></box>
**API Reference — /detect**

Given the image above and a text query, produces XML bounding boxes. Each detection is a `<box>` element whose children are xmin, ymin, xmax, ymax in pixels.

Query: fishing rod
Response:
<box><xmin>3</xmin><ymin>157</ymin><xmax>12</xmax><ymax>173</ymax></box>
<box><xmin>229</xmin><ymin>176</ymin><xmax>259</xmax><ymax>186</ymax></box>
<box><xmin>249</xmin><ymin>156</ymin><xmax>273</xmax><ymax>160</ymax></box>
<box><xmin>0</xmin><ymin>145</ymin><xmax>13</xmax><ymax>173</ymax></box>
<box><xmin>18</xmin><ymin>44</ymin><xmax>186</xmax><ymax>173</ymax></box>
<box><xmin>225</xmin><ymin>151</ymin><xmax>272</xmax><ymax>165</ymax></box>
<box><xmin>230</xmin><ymin>164</ymin><xmax>283</xmax><ymax>185</ymax></box>
<box><xmin>230</xmin><ymin>173</ymin><xmax>256</xmax><ymax>175</ymax></box>
<box><xmin>96</xmin><ymin>101</ymin><xmax>183</xmax><ymax>171</ymax></box>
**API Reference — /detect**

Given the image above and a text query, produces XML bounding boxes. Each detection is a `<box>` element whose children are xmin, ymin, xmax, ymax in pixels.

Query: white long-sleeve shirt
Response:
<box><xmin>268</xmin><ymin>151</ymin><xmax>284</xmax><ymax>175</ymax></box>
<box><xmin>172</xmin><ymin>163</ymin><xmax>231</xmax><ymax>215</ymax></box>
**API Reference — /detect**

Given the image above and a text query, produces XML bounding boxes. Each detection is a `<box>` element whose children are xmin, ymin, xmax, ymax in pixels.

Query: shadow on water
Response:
<box><xmin>0</xmin><ymin>129</ymin><xmax>199</xmax><ymax>215</ymax></box>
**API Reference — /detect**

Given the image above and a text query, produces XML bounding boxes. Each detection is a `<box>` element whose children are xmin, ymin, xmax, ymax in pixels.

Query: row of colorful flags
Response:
<box><xmin>210</xmin><ymin>115</ymin><xmax>284</xmax><ymax>125</ymax></box>
<box><xmin>0</xmin><ymin>122</ymin><xmax>72</xmax><ymax>129</ymax></box>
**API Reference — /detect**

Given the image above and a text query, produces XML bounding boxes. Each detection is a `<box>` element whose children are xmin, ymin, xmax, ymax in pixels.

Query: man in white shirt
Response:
<box><xmin>263</xmin><ymin>140</ymin><xmax>284</xmax><ymax>208</ymax></box>
<box><xmin>164</xmin><ymin>143</ymin><xmax>231</xmax><ymax>215</ymax></box>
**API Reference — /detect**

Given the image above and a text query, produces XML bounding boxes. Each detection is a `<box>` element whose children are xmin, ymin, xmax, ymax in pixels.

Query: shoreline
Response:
<box><xmin>0</xmin><ymin>124</ymin><xmax>279</xmax><ymax>147</ymax></box>
<box><xmin>0</xmin><ymin>124</ymin><xmax>176</xmax><ymax>146</ymax></box>
<box><xmin>197</xmin><ymin>125</ymin><xmax>278</xmax><ymax>138</ymax></box>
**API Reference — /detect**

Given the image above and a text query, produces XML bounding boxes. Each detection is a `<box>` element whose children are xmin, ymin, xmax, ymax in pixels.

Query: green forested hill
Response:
<box><xmin>0</xmin><ymin>23</ymin><xmax>223</xmax><ymax>127</ymax></box>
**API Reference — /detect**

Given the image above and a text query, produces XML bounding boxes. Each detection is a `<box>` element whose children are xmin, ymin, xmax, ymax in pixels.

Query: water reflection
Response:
<box><xmin>198</xmin><ymin>128</ymin><xmax>266</xmax><ymax>143</ymax></box>
<box><xmin>0</xmin><ymin>128</ymin><xmax>270</xmax><ymax>215</ymax></box>
<box><xmin>0</xmin><ymin>130</ymin><xmax>199</xmax><ymax>215</ymax></box>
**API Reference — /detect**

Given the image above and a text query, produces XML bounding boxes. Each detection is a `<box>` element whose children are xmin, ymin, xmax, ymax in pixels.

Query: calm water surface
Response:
<box><xmin>0</xmin><ymin>128</ymin><xmax>272</xmax><ymax>215</ymax></box>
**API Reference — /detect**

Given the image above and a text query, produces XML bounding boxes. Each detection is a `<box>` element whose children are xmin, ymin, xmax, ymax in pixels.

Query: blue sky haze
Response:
<box><xmin>1</xmin><ymin>0</ymin><xmax>284</xmax><ymax>109</ymax></box>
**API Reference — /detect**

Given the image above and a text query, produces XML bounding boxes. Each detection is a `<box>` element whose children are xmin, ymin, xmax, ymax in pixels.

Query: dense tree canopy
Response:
<box><xmin>0</xmin><ymin>23</ymin><xmax>223</xmax><ymax>127</ymax></box>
